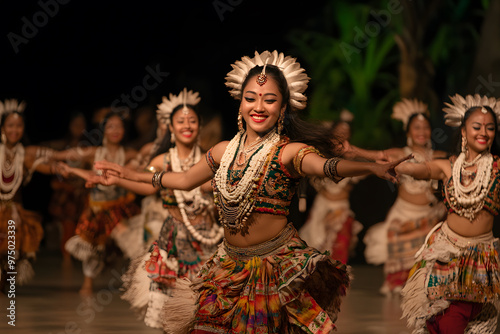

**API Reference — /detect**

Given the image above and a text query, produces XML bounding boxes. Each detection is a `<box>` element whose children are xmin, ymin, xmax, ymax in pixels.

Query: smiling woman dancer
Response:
<box><xmin>94</xmin><ymin>50</ymin><xmax>407</xmax><ymax>334</ymax></box>
<box><xmin>0</xmin><ymin>99</ymin><xmax>59</xmax><ymax>291</ymax></box>
<box><xmin>118</xmin><ymin>88</ymin><xmax>222</xmax><ymax>329</ymax></box>
<box><xmin>399</xmin><ymin>94</ymin><xmax>500</xmax><ymax>334</ymax></box>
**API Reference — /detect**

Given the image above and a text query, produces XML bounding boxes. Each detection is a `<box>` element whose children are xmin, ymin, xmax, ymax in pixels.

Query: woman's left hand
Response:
<box><xmin>373</xmin><ymin>154</ymin><xmax>413</xmax><ymax>183</ymax></box>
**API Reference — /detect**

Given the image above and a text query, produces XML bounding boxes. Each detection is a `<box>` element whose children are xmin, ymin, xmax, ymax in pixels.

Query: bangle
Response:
<box><xmin>152</xmin><ymin>171</ymin><xmax>165</xmax><ymax>188</ymax></box>
<box><xmin>323</xmin><ymin>157</ymin><xmax>344</xmax><ymax>183</ymax></box>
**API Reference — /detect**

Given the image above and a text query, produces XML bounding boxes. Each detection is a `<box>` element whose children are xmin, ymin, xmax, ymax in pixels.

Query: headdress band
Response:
<box><xmin>156</xmin><ymin>88</ymin><xmax>201</xmax><ymax>125</ymax></box>
<box><xmin>443</xmin><ymin>94</ymin><xmax>500</xmax><ymax>128</ymax></box>
<box><xmin>225</xmin><ymin>50</ymin><xmax>310</xmax><ymax>110</ymax></box>
<box><xmin>391</xmin><ymin>98</ymin><xmax>429</xmax><ymax>130</ymax></box>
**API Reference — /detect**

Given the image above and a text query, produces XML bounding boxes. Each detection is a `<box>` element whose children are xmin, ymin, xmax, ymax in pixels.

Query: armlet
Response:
<box><xmin>206</xmin><ymin>147</ymin><xmax>219</xmax><ymax>174</ymax></box>
<box><xmin>293</xmin><ymin>146</ymin><xmax>322</xmax><ymax>177</ymax></box>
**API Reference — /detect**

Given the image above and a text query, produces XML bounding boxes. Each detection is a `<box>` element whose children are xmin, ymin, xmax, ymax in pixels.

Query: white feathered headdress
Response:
<box><xmin>443</xmin><ymin>94</ymin><xmax>500</xmax><ymax>127</ymax></box>
<box><xmin>391</xmin><ymin>98</ymin><xmax>429</xmax><ymax>130</ymax></box>
<box><xmin>0</xmin><ymin>99</ymin><xmax>26</xmax><ymax>119</ymax></box>
<box><xmin>225</xmin><ymin>50</ymin><xmax>310</xmax><ymax>110</ymax></box>
<box><xmin>156</xmin><ymin>88</ymin><xmax>201</xmax><ymax>125</ymax></box>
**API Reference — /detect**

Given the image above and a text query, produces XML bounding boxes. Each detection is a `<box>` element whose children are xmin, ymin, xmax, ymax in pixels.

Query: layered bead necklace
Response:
<box><xmin>213</xmin><ymin>129</ymin><xmax>280</xmax><ymax>233</ymax></box>
<box><xmin>170</xmin><ymin>145</ymin><xmax>224</xmax><ymax>246</ymax></box>
<box><xmin>0</xmin><ymin>143</ymin><xmax>24</xmax><ymax>201</ymax></box>
<box><xmin>451</xmin><ymin>151</ymin><xmax>493</xmax><ymax>220</ymax></box>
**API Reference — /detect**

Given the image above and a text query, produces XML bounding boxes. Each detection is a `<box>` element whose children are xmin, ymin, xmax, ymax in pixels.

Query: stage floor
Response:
<box><xmin>1</xmin><ymin>250</ymin><xmax>499</xmax><ymax>334</ymax></box>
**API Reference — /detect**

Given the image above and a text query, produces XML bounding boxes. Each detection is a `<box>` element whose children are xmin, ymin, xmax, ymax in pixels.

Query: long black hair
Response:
<box><xmin>240</xmin><ymin>65</ymin><xmax>340</xmax><ymax>158</ymax></box>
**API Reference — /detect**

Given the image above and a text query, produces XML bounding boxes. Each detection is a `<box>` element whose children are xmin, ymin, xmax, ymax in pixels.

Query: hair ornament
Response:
<box><xmin>443</xmin><ymin>93</ymin><xmax>500</xmax><ymax>127</ymax></box>
<box><xmin>156</xmin><ymin>88</ymin><xmax>201</xmax><ymax>125</ymax></box>
<box><xmin>225</xmin><ymin>50</ymin><xmax>310</xmax><ymax>110</ymax></box>
<box><xmin>0</xmin><ymin>99</ymin><xmax>26</xmax><ymax>118</ymax></box>
<box><xmin>391</xmin><ymin>98</ymin><xmax>429</xmax><ymax>130</ymax></box>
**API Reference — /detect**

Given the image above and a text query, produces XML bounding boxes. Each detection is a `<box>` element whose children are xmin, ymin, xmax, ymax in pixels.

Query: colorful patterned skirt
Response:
<box><xmin>299</xmin><ymin>196</ymin><xmax>362</xmax><ymax>264</ymax></box>
<box><xmin>0</xmin><ymin>201</ymin><xmax>43</xmax><ymax>285</ymax></box>
<box><xmin>65</xmin><ymin>193</ymin><xmax>140</xmax><ymax>277</ymax></box>
<box><xmin>401</xmin><ymin>222</ymin><xmax>500</xmax><ymax>334</ymax></box>
<box><xmin>163</xmin><ymin>223</ymin><xmax>350</xmax><ymax>334</ymax></box>
<box><xmin>121</xmin><ymin>207</ymin><xmax>218</xmax><ymax>329</ymax></box>
<box><xmin>364</xmin><ymin>197</ymin><xmax>445</xmax><ymax>293</ymax></box>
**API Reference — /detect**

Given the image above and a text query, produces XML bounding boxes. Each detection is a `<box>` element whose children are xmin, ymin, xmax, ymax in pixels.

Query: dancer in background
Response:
<box><xmin>349</xmin><ymin>99</ymin><xmax>447</xmax><ymax>295</ymax></box>
<box><xmin>42</xmin><ymin>112</ymin><xmax>89</xmax><ymax>261</ymax></box>
<box><xmin>299</xmin><ymin>110</ymin><xmax>363</xmax><ymax>264</ymax></box>
<box><xmin>55</xmin><ymin>111</ymin><xmax>140</xmax><ymax>296</ymax></box>
<box><xmin>0</xmin><ymin>99</ymin><xmax>60</xmax><ymax>291</ymax></box>
<box><xmin>117</xmin><ymin>88</ymin><xmax>222</xmax><ymax>329</ymax></box>
<box><xmin>399</xmin><ymin>94</ymin><xmax>500</xmax><ymax>333</ymax></box>
<box><xmin>94</xmin><ymin>50</ymin><xmax>407</xmax><ymax>333</ymax></box>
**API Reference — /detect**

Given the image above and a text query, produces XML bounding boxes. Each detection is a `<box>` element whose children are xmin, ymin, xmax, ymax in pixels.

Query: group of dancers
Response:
<box><xmin>1</xmin><ymin>49</ymin><xmax>500</xmax><ymax>333</ymax></box>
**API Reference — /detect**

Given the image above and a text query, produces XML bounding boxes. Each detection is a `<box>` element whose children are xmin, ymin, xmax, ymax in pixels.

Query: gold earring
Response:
<box><xmin>278</xmin><ymin>111</ymin><xmax>285</xmax><ymax>135</ymax></box>
<box><xmin>1</xmin><ymin>132</ymin><xmax>6</xmax><ymax>144</ymax></box>
<box><xmin>238</xmin><ymin>109</ymin><xmax>244</xmax><ymax>133</ymax></box>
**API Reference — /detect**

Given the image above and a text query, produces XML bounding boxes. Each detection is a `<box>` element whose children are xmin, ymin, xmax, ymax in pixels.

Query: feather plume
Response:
<box><xmin>443</xmin><ymin>93</ymin><xmax>500</xmax><ymax>127</ymax></box>
<box><xmin>156</xmin><ymin>88</ymin><xmax>201</xmax><ymax>125</ymax></box>
<box><xmin>391</xmin><ymin>98</ymin><xmax>429</xmax><ymax>130</ymax></box>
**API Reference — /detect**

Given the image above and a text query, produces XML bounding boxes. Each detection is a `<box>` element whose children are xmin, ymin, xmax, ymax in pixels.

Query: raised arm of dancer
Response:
<box><xmin>344</xmin><ymin>144</ymin><xmax>404</xmax><ymax>162</ymax></box>
<box><xmin>395</xmin><ymin>158</ymin><xmax>450</xmax><ymax>181</ymax></box>
<box><xmin>288</xmin><ymin>143</ymin><xmax>410</xmax><ymax>183</ymax></box>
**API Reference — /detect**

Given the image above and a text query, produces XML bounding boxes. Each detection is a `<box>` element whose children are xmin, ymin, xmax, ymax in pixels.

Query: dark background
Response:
<box><xmin>0</xmin><ymin>1</ymin><xmax>497</xmax><ymax>263</ymax></box>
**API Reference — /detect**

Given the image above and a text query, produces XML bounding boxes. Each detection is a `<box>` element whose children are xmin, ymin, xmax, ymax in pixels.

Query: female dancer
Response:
<box><xmin>55</xmin><ymin>111</ymin><xmax>140</xmax><ymax>296</ymax></box>
<box><xmin>299</xmin><ymin>111</ymin><xmax>363</xmax><ymax>264</ymax></box>
<box><xmin>399</xmin><ymin>94</ymin><xmax>500</xmax><ymax>333</ymax></box>
<box><xmin>94</xmin><ymin>50</ymin><xmax>406</xmax><ymax>333</ymax></box>
<box><xmin>44</xmin><ymin>112</ymin><xmax>89</xmax><ymax>261</ymax></box>
<box><xmin>119</xmin><ymin>88</ymin><xmax>223</xmax><ymax>329</ymax></box>
<box><xmin>0</xmin><ymin>99</ymin><xmax>59</xmax><ymax>290</ymax></box>
<box><xmin>350</xmin><ymin>98</ymin><xmax>447</xmax><ymax>295</ymax></box>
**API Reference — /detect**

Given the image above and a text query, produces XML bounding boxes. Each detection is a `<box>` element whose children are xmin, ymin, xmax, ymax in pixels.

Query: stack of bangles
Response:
<box><xmin>152</xmin><ymin>171</ymin><xmax>166</xmax><ymax>189</ymax></box>
<box><xmin>323</xmin><ymin>157</ymin><xmax>343</xmax><ymax>183</ymax></box>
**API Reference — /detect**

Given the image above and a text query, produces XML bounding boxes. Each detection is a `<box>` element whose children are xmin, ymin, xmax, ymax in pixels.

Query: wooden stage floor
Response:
<box><xmin>1</xmin><ymin>250</ymin><xmax>499</xmax><ymax>334</ymax></box>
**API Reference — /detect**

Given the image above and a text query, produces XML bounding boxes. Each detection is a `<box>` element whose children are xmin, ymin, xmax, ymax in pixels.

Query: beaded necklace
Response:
<box><xmin>214</xmin><ymin>129</ymin><xmax>280</xmax><ymax>234</ymax></box>
<box><xmin>0</xmin><ymin>143</ymin><xmax>24</xmax><ymax>201</ymax></box>
<box><xmin>170</xmin><ymin>145</ymin><xmax>224</xmax><ymax>245</ymax></box>
<box><xmin>451</xmin><ymin>152</ymin><xmax>493</xmax><ymax>220</ymax></box>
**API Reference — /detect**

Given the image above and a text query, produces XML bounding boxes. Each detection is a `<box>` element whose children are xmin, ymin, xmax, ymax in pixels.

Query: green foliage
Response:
<box><xmin>288</xmin><ymin>0</ymin><xmax>399</xmax><ymax>148</ymax></box>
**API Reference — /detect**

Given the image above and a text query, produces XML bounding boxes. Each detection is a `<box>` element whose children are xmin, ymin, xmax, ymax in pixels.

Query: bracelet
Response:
<box><xmin>152</xmin><ymin>171</ymin><xmax>165</xmax><ymax>188</ymax></box>
<box><xmin>323</xmin><ymin>157</ymin><xmax>344</xmax><ymax>183</ymax></box>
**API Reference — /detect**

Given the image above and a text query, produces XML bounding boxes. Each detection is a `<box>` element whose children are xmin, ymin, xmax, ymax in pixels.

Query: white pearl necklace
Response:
<box><xmin>451</xmin><ymin>152</ymin><xmax>493</xmax><ymax>220</ymax></box>
<box><xmin>170</xmin><ymin>145</ymin><xmax>223</xmax><ymax>246</ymax></box>
<box><xmin>213</xmin><ymin>129</ymin><xmax>280</xmax><ymax>232</ymax></box>
<box><xmin>0</xmin><ymin>143</ymin><xmax>24</xmax><ymax>201</ymax></box>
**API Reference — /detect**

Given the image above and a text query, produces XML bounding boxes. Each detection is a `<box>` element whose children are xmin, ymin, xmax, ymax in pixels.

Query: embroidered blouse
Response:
<box><xmin>206</xmin><ymin>137</ymin><xmax>300</xmax><ymax>218</ymax></box>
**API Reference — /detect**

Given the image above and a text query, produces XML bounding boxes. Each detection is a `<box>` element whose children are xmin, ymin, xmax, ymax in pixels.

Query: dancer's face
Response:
<box><xmin>462</xmin><ymin>108</ymin><xmax>495</xmax><ymax>154</ymax></box>
<box><xmin>69</xmin><ymin>115</ymin><xmax>86</xmax><ymax>139</ymax></box>
<box><xmin>169</xmin><ymin>108</ymin><xmax>199</xmax><ymax>147</ymax></box>
<box><xmin>104</xmin><ymin>115</ymin><xmax>125</xmax><ymax>145</ymax></box>
<box><xmin>407</xmin><ymin>117</ymin><xmax>431</xmax><ymax>147</ymax></box>
<box><xmin>240</xmin><ymin>75</ymin><xmax>286</xmax><ymax>138</ymax></box>
<box><xmin>2</xmin><ymin>113</ymin><xmax>24</xmax><ymax>145</ymax></box>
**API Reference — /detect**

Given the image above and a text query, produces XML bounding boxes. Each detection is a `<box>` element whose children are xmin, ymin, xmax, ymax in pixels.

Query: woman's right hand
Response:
<box><xmin>94</xmin><ymin>160</ymin><xmax>135</xmax><ymax>181</ymax></box>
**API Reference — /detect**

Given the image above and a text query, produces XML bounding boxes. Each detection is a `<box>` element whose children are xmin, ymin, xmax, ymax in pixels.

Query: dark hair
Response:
<box><xmin>99</xmin><ymin>111</ymin><xmax>128</xmax><ymax>146</ymax></box>
<box><xmin>1</xmin><ymin>111</ymin><xmax>24</xmax><ymax>129</ymax></box>
<box><xmin>452</xmin><ymin>106</ymin><xmax>498</xmax><ymax>155</ymax></box>
<box><xmin>240</xmin><ymin>65</ymin><xmax>340</xmax><ymax>157</ymax></box>
<box><xmin>406</xmin><ymin>113</ymin><xmax>431</xmax><ymax>133</ymax></box>
<box><xmin>150</xmin><ymin>104</ymin><xmax>202</xmax><ymax>160</ymax></box>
